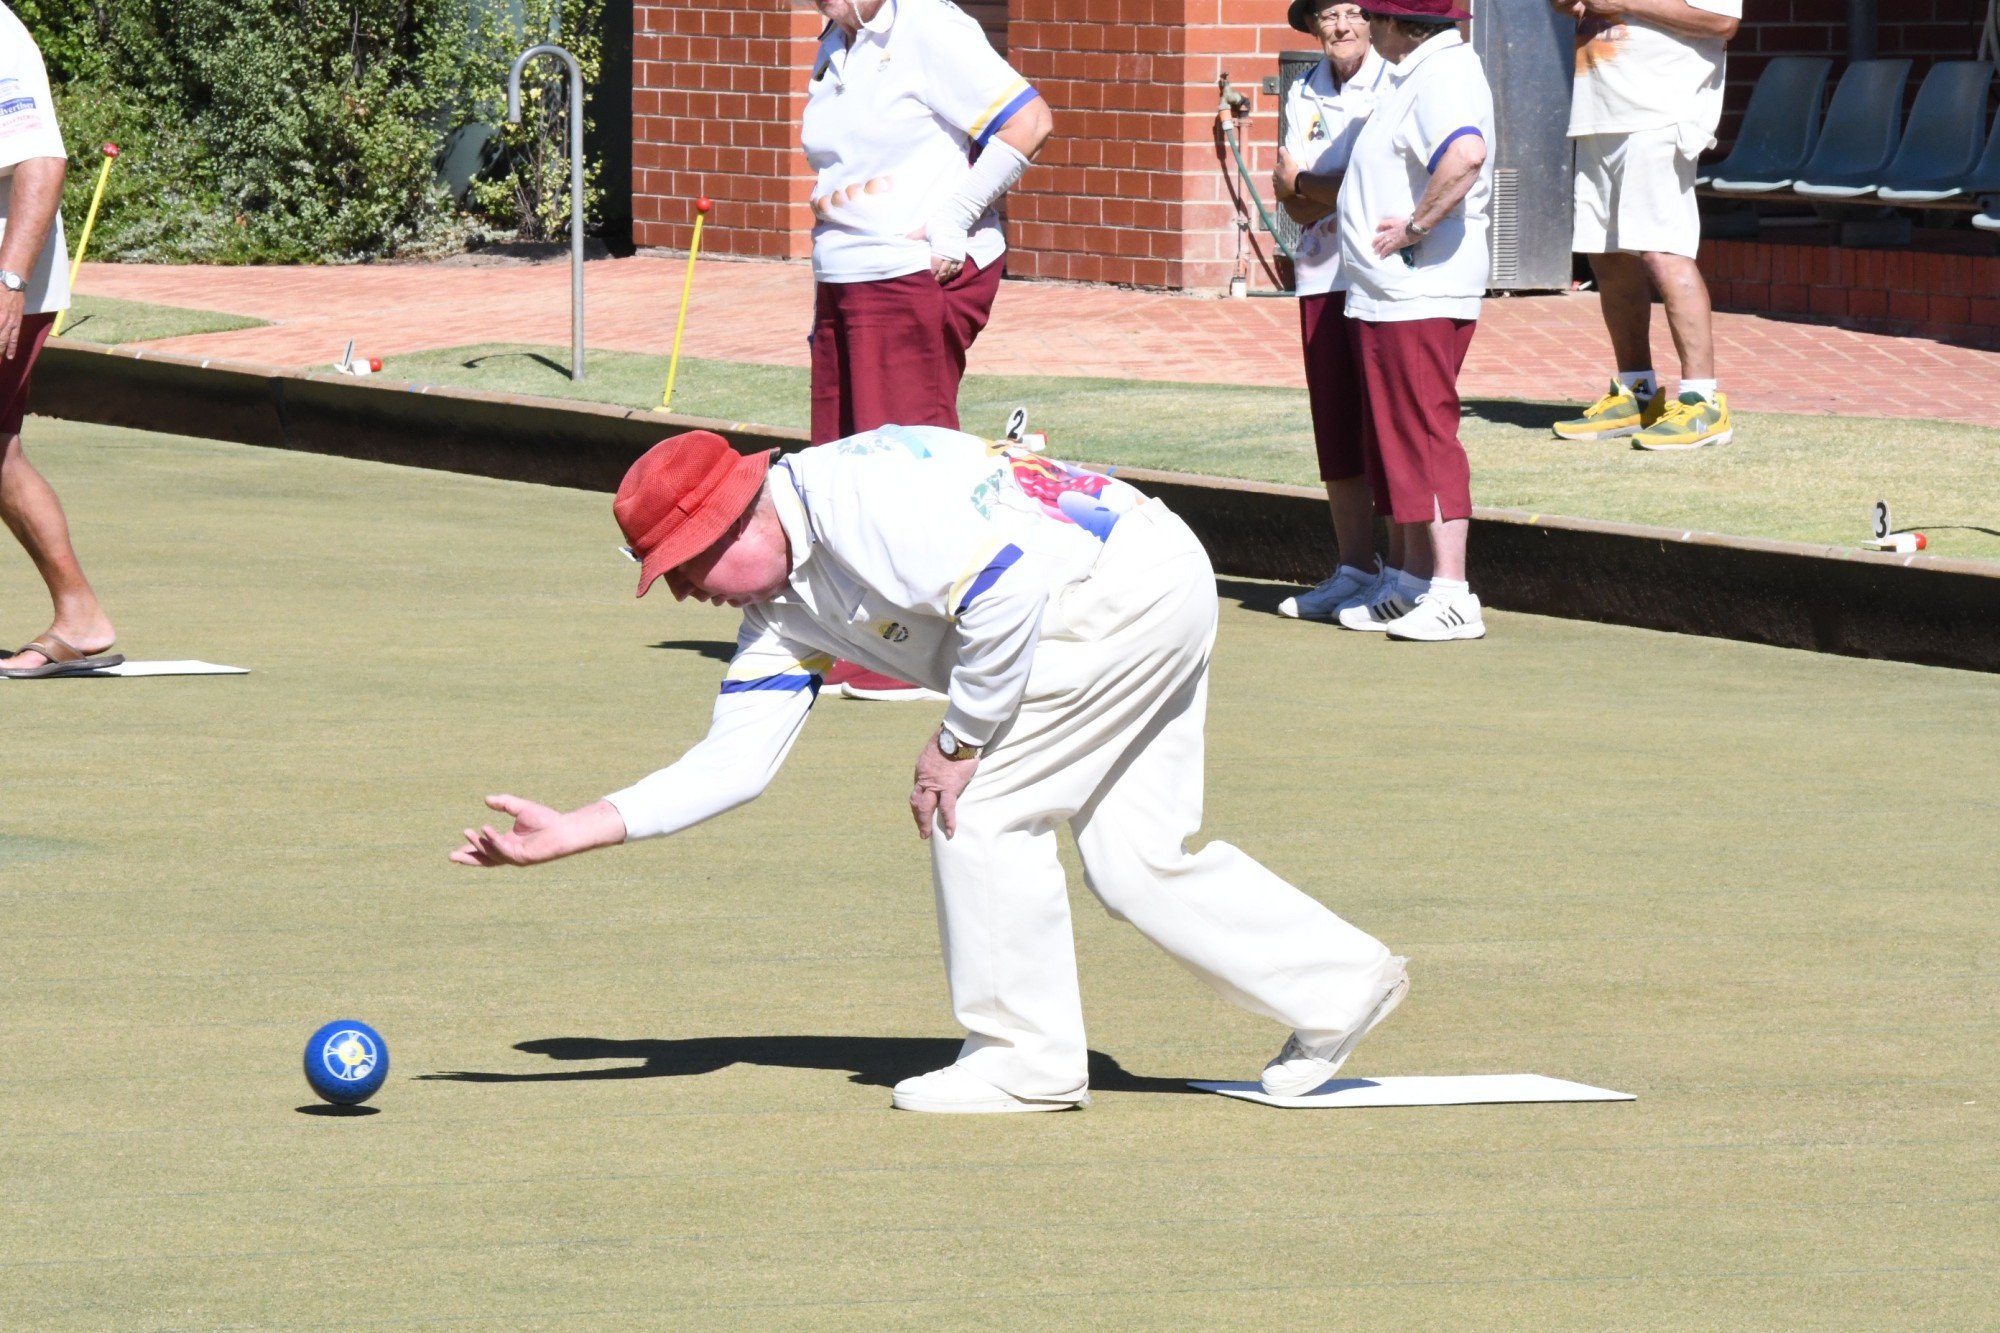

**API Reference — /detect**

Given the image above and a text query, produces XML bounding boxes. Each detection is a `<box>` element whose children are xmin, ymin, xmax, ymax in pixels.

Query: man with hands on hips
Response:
<box><xmin>455</xmin><ymin>427</ymin><xmax>1408</xmax><ymax>1115</ymax></box>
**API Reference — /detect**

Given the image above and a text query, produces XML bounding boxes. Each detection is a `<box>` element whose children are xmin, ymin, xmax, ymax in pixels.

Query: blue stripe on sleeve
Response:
<box><xmin>1426</xmin><ymin>127</ymin><xmax>1483</xmax><ymax>174</ymax></box>
<box><xmin>954</xmin><ymin>544</ymin><xmax>1025</xmax><ymax>616</ymax></box>
<box><xmin>976</xmin><ymin>88</ymin><xmax>1040</xmax><ymax>148</ymax></box>
<box><xmin>720</xmin><ymin>673</ymin><xmax>822</xmax><ymax>697</ymax></box>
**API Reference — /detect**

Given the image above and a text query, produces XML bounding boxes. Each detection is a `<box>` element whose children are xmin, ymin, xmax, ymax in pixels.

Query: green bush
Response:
<box><xmin>25</xmin><ymin>0</ymin><xmax>602</xmax><ymax>264</ymax></box>
<box><xmin>462</xmin><ymin>0</ymin><xmax>605</xmax><ymax>245</ymax></box>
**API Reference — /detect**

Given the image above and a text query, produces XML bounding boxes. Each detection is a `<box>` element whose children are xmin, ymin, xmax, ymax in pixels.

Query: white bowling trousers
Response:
<box><xmin>928</xmin><ymin>501</ymin><xmax>1401</xmax><ymax>1098</ymax></box>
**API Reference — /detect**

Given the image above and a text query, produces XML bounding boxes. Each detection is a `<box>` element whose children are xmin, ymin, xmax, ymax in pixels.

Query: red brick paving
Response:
<box><xmin>68</xmin><ymin>256</ymin><xmax>2000</xmax><ymax>428</ymax></box>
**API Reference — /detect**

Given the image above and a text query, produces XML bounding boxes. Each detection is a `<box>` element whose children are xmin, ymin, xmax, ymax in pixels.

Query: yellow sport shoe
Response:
<box><xmin>1553</xmin><ymin>379</ymin><xmax>1666</xmax><ymax>441</ymax></box>
<box><xmin>1631</xmin><ymin>391</ymin><xmax>1732</xmax><ymax>451</ymax></box>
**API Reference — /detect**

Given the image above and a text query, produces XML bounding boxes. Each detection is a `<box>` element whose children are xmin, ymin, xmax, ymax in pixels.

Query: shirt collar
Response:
<box><xmin>1395</xmin><ymin>28</ymin><xmax>1464</xmax><ymax>79</ymax></box>
<box><xmin>859</xmin><ymin>0</ymin><xmax>896</xmax><ymax>38</ymax></box>
<box><xmin>768</xmin><ymin>457</ymin><xmax>814</xmax><ymax>579</ymax></box>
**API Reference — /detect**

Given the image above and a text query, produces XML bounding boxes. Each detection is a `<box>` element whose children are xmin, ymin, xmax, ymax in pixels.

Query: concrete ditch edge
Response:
<box><xmin>33</xmin><ymin>340</ymin><xmax>2000</xmax><ymax>674</ymax></box>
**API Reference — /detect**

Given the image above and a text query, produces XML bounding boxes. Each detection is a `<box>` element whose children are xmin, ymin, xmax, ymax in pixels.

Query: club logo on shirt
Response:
<box><xmin>876</xmin><ymin>621</ymin><xmax>910</xmax><ymax>643</ymax></box>
<box><xmin>1575</xmin><ymin>20</ymin><xmax>1628</xmax><ymax>75</ymax></box>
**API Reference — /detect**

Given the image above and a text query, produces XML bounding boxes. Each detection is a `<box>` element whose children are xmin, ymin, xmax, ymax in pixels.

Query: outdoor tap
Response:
<box><xmin>1218</xmin><ymin>73</ymin><xmax>1252</xmax><ymax>122</ymax></box>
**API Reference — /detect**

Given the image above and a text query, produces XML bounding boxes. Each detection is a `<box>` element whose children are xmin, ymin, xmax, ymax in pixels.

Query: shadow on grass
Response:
<box><xmin>1901</xmin><ymin>523</ymin><xmax>2000</xmax><ymax>539</ymax></box>
<box><xmin>1215</xmin><ymin>577</ymin><xmax>1293</xmax><ymax>614</ymax></box>
<box><xmin>420</xmin><ymin>1035</ymin><xmax>1203</xmax><ymax>1095</ymax></box>
<box><xmin>650</xmin><ymin>639</ymin><xmax>737</xmax><ymax>662</ymax></box>
<box><xmin>463</xmin><ymin>350</ymin><xmax>570</xmax><ymax>376</ymax></box>
<box><xmin>295</xmin><ymin>1103</ymin><xmax>381</xmax><ymax>1117</ymax></box>
<box><xmin>1463</xmin><ymin>397</ymin><xmax>1568</xmax><ymax>432</ymax></box>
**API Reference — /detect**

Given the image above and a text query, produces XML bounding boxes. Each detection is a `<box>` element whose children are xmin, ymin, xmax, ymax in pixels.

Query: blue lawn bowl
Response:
<box><xmin>303</xmin><ymin>1020</ymin><xmax>389</xmax><ymax>1106</ymax></box>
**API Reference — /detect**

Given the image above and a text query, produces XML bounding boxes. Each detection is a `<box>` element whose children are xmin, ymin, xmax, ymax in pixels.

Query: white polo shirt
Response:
<box><xmin>604</xmin><ymin>426</ymin><xmax>1150</xmax><ymax>841</ymax></box>
<box><xmin>1569</xmin><ymin>0</ymin><xmax>1742</xmax><ymax>149</ymax></box>
<box><xmin>1282</xmin><ymin>48</ymin><xmax>1389</xmax><ymax>297</ymax></box>
<box><xmin>801</xmin><ymin>0</ymin><xmax>1038</xmax><ymax>284</ymax></box>
<box><xmin>0</xmin><ymin>6</ymin><xmax>68</xmax><ymax>315</ymax></box>
<box><xmin>1337</xmin><ymin>30</ymin><xmax>1494</xmax><ymax>324</ymax></box>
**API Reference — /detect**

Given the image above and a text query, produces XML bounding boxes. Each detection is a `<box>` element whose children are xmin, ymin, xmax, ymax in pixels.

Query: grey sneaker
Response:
<box><xmin>1277</xmin><ymin>563</ymin><xmax>1378</xmax><ymax>621</ymax></box>
<box><xmin>1260</xmin><ymin>958</ymin><xmax>1410</xmax><ymax>1098</ymax></box>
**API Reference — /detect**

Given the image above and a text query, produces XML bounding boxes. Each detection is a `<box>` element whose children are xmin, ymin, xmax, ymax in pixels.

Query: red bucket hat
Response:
<box><xmin>614</xmin><ymin>430</ymin><xmax>773</xmax><ymax>598</ymax></box>
<box><xmin>1358</xmin><ymin>0</ymin><xmax>1473</xmax><ymax>21</ymax></box>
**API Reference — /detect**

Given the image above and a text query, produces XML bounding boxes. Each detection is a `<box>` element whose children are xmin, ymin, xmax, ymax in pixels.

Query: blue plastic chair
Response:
<box><xmin>1870</xmin><ymin>62</ymin><xmax>1998</xmax><ymax>201</ymax></box>
<box><xmin>1706</xmin><ymin>57</ymin><xmax>1834</xmax><ymax>193</ymax></box>
<box><xmin>1790</xmin><ymin>59</ymin><xmax>1913</xmax><ymax>198</ymax></box>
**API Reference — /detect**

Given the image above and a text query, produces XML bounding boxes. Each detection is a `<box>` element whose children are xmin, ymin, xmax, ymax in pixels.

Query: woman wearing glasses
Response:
<box><xmin>1271</xmin><ymin>1</ymin><xmax>1390</xmax><ymax>623</ymax></box>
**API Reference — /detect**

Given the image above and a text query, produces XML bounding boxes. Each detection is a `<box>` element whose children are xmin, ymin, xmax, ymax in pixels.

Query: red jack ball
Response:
<box><xmin>368</xmin><ymin>358</ymin><xmax>383</xmax><ymax>373</ymax></box>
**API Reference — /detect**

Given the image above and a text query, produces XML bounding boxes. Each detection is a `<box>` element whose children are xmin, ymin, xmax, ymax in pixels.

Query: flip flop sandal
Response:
<box><xmin>0</xmin><ymin>633</ymin><xmax>125</xmax><ymax>678</ymax></box>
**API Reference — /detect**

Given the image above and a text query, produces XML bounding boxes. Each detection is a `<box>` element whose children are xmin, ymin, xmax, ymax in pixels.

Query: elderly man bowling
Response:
<box><xmin>452</xmin><ymin>427</ymin><xmax>1407</xmax><ymax>1113</ymax></box>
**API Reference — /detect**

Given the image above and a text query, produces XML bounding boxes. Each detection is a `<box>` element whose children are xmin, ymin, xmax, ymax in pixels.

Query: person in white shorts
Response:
<box><xmin>1552</xmin><ymin>0</ymin><xmax>1742</xmax><ymax>452</ymax></box>
<box><xmin>452</xmin><ymin>427</ymin><xmax>1408</xmax><ymax>1114</ymax></box>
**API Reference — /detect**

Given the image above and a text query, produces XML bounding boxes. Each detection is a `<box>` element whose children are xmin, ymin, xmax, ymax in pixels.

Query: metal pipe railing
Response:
<box><xmin>507</xmin><ymin>43</ymin><xmax>587</xmax><ymax>381</ymax></box>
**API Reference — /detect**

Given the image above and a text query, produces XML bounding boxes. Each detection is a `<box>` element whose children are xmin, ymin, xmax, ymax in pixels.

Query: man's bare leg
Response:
<box><xmin>1588</xmin><ymin>251</ymin><xmax>1656</xmax><ymax>376</ymax></box>
<box><xmin>1642</xmin><ymin>251</ymin><xmax>1716</xmax><ymax>382</ymax></box>
<box><xmin>1427</xmin><ymin>515</ymin><xmax>1468</xmax><ymax>583</ymax></box>
<box><xmin>0</xmin><ymin>431</ymin><xmax>114</xmax><ymax>666</ymax></box>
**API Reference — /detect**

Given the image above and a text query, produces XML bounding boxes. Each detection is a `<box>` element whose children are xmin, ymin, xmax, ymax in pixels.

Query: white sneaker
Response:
<box><xmin>1384</xmin><ymin>588</ymin><xmax>1486</xmax><ymax>641</ymax></box>
<box><xmin>890</xmin><ymin>1063</ymin><xmax>1089</xmax><ymax>1114</ymax></box>
<box><xmin>1336</xmin><ymin>579</ymin><xmax>1420</xmax><ymax>632</ymax></box>
<box><xmin>1277</xmin><ymin>563</ymin><xmax>1377</xmax><ymax>621</ymax></box>
<box><xmin>1260</xmin><ymin>958</ymin><xmax>1410</xmax><ymax>1098</ymax></box>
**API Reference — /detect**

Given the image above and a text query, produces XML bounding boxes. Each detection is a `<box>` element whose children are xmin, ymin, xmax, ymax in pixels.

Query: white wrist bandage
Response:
<box><xmin>927</xmin><ymin>136</ymin><xmax>1033</xmax><ymax>263</ymax></box>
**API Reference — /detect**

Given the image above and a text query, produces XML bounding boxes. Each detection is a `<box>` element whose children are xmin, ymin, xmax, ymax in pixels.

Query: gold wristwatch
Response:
<box><xmin>937</xmin><ymin>727</ymin><xmax>983</xmax><ymax>760</ymax></box>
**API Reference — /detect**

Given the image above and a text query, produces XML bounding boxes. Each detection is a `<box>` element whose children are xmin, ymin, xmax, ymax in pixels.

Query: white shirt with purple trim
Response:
<box><xmin>801</xmin><ymin>0</ymin><xmax>1038</xmax><ymax>284</ymax></box>
<box><xmin>1282</xmin><ymin>48</ymin><xmax>1389</xmax><ymax>297</ymax></box>
<box><xmin>604</xmin><ymin>426</ymin><xmax>1148</xmax><ymax>842</ymax></box>
<box><xmin>1336</xmin><ymin>29</ymin><xmax>1494</xmax><ymax>324</ymax></box>
<box><xmin>0</xmin><ymin>6</ymin><xmax>68</xmax><ymax>315</ymax></box>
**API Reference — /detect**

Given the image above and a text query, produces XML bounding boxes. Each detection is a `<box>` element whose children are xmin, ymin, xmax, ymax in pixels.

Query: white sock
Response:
<box><xmin>1428</xmin><ymin>576</ymin><xmax>1469</xmax><ymax>599</ymax></box>
<box><xmin>1680</xmin><ymin>378</ymin><xmax>1719</xmax><ymax>405</ymax></box>
<box><xmin>1617</xmin><ymin>369</ymin><xmax>1658</xmax><ymax>398</ymax></box>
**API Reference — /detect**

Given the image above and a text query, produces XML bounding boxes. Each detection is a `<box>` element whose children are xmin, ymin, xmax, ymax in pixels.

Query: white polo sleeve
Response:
<box><xmin>0</xmin><ymin>25</ymin><xmax>65</xmax><ymax>170</ymax></box>
<box><xmin>910</xmin><ymin>2</ymin><xmax>1039</xmax><ymax>149</ymax></box>
<box><xmin>602</xmin><ymin>612</ymin><xmax>832</xmax><ymax>842</ymax></box>
<box><xmin>1402</xmin><ymin>52</ymin><xmax>1491</xmax><ymax>178</ymax></box>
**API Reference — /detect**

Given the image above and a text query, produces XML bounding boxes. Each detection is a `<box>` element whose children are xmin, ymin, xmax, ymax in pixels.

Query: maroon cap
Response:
<box><xmin>1363</xmin><ymin>0</ymin><xmax>1473</xmax><ymax>21</ymax></box>
<box><xmin>613</xmin><ymin>431</ymin><xmax>773</xmax><ymax>597</ymax></box>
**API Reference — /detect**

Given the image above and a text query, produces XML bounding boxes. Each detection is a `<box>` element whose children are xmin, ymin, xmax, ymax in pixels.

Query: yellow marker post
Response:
<box><xmin>52</xmin><ymin>143</ymin><xmax>119</xmax><ymax>339</ymax></box>
<box><xmin>660</xmin><ymin>197</ymin><xmax>711</xmax><ymax>412</ymax></box>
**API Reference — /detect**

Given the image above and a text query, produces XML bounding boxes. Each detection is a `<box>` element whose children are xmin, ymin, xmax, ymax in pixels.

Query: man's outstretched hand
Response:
<box><xmin>451</xmin><ymin>795</ymin><xmax>627</xmax><ymax>867</ymax></box>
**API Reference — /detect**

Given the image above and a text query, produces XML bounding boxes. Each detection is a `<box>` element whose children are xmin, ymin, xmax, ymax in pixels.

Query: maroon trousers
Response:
<box><xmin>810</xmin><ymin>255</ymin><xmax>1004</xmax><ymax>446</ymax></box>
<box><xmin>1297</xmin><ymin>291</ymin><xmax>1367</xmax><ymax>484</ymax></box>
<box><xmin>1</xmin><ymin>312</ymin><xmax>56</xmax><ymax>435</ymax></box>
<box><xmin>1352</xmin><ymin>316</ymin><xmax>1478</xmax><ymax>525</ymax></box>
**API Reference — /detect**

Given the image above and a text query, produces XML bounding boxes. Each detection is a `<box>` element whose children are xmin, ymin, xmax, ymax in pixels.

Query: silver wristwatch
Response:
<box><xmin>1405</xmin><ymin>219</ymin><xmax>1431</xmax><ymax>241</ymax></box>
<box><xmin>0</xmin><ymin>271</ymin><xmax>25</xmax><ymax>293</ymax></box>
<box><xmin>937</xmin><ymin>727</ymin><xmax>982</xmax><ymax>761</ymax></box>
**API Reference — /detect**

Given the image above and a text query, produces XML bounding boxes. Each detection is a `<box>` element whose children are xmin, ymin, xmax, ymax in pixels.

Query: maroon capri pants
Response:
<box><xmin>1352</xmin><ymin>315</ymin><xmax>1477</xmax><ymax>525</ymax></box>
<box><xmin>1297</xmin><ymin>291</ymin><xmax>1367</xmax><ymax>483</ymax></box>
<box><xmin>1</xmin><ymin>313</ymin><xmax>57</xmax><ymax>436</ymax></box>
<box><xmin>810</xmin><ymin>255</ymin><xmax>1005</xmax><ymax>446</ymax></box>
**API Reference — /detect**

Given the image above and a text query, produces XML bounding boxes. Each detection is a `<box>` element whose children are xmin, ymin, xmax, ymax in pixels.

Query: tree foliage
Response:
<box><xmin>25</xmin><ymin>0</ymin><xmax>602</xmax><ymax>263</ymax></box>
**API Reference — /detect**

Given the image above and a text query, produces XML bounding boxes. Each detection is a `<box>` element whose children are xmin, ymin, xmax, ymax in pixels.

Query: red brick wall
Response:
<box><xmin>631</xmin><ymin>1</ymin><xmax>1305</xmax><ymax>291</ymax></box>
<box><xmin>632</xmin><ymin>2</ymin><xmax>821</xmax><ymax>259</ymax></box>
<box><xmin>1007</xmin><ymin>0</ymin><xmax>1298</xmax><ymax>291</ymax></box>
<box><xmin>1719</xmin><ymin>0</ymin><xmax>1994</xmax><ymax>153</ymax></box>
<box><xmin>1702</xmin><ymin>240</ymin><xmax>2000</xmax><ymax>347</ymax></box>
